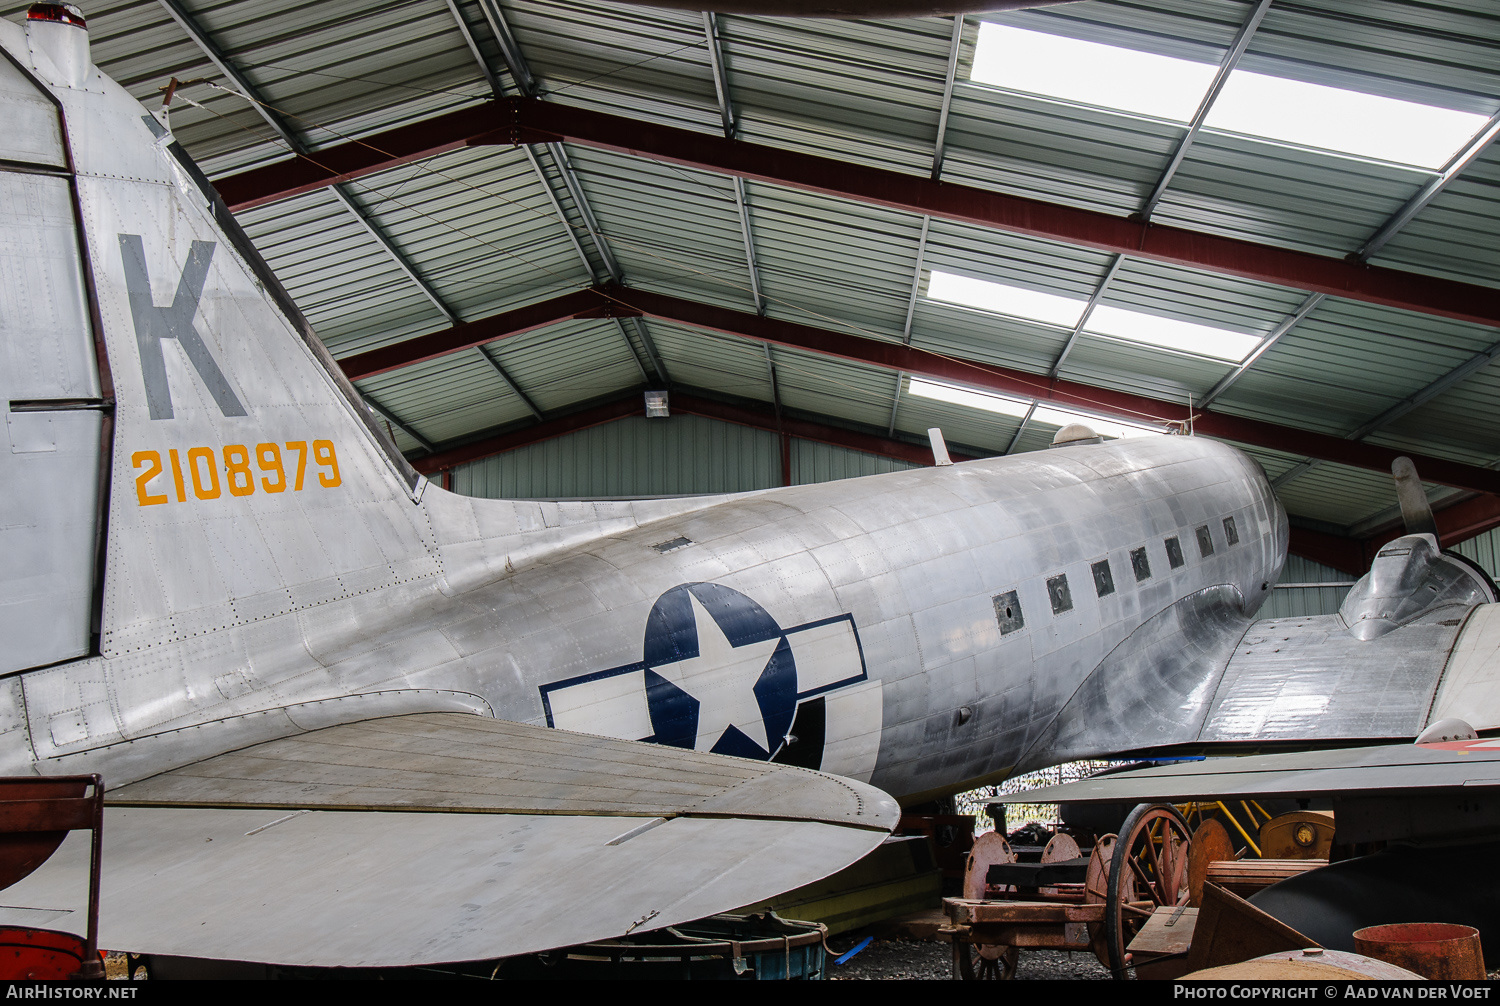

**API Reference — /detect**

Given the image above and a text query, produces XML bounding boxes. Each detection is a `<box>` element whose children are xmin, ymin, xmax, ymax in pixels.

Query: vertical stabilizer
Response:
<box><xmin>0</xmin><ymin>15</ymin><xmax>438</xmax><ymax>672</ymax></box>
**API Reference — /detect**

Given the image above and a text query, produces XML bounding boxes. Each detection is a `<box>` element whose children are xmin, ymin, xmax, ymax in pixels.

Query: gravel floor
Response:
<box><xmin>827</xmin><ymin>936</ymin><xmax>1111</xmax><ymax>980</ymax></box>
<box><xmin>825</xmin><ymin>937</ymin><xmax>1500</xmax><ymax>982</ymax></box>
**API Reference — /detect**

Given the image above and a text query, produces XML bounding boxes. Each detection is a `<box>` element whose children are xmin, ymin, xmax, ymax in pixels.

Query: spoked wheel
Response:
<box><xmin>1083</xmin><ymin>833</ymin><xmax>1117</xmax><ymax>969</ymax></box>
<box><xmin>954</xmin><ymin>941</ymin><xmax>1019</xmax><ymax>980</ymax></box>
<box><xmin>1104</xmin><ymin>803</ymin><xmax>1191</xmax><ymax>978</ymax></box>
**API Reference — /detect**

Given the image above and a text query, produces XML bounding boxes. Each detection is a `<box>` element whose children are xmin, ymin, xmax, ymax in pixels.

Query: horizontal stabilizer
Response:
<box><xmin>0</xmin><ymin>714</ymin><xmax>897</xmax><ymax>966</ymax></box>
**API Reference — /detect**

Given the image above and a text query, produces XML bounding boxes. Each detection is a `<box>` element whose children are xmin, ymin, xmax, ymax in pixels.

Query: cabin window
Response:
<box><xmin>1130</xmin><ymin>546</ymin><xmax>1151</xmax><ymax>582</ymax></box>
<box><xmin>1165</xmin><ymin>536</ymin><xmax>1185</xmax><ymax>569</ymax></box>
<box><xmin>1223</xmin><ymin>515</ymin><xmax>1239</xmax><ymax>546</ymax></box>
<box><xmin>1091</xmin><ymin>559</ymin><xmax>1115</xmax><ymax>597</ymax></box>
<box><xmin>1047</xmin><ymin>574</ymin><xmax>1073</xmax><ymax>614</ymax></box>
<box><xmin>1196</xmin><ymin>525</ymin><xmax>1214</xmax><ymax>558</ymax></box>
<box><xmin>993</xmin><ymin>590</ymin><xmax>1025</xmax><ymax>634</ymax></box>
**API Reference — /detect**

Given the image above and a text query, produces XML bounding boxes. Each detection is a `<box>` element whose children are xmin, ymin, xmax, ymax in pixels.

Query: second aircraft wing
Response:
<box><xmin>0</xmin><ymin>713</ymin><xmax>898</xmax><ymax>967</ymax></box>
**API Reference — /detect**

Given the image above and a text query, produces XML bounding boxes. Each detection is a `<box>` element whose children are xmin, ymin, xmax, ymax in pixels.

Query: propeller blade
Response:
<box><xmin>1392</xmin><ymin>456</ymin><xmax>1439</xmax><ymax>543</ymax></box>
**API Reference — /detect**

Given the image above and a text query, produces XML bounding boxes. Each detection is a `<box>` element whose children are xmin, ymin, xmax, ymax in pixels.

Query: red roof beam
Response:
<box><xmin>671</xmin><ymin>393</ymin><xmax>976</xmax><ymax>467</ymax></box>
<box><xmin>341</xmin><ymin>288</ymin><xmax>611</xmax><ymax>381</ymax></box>
<box><xmin>1364</xmin><ymin>492</ymin><xmax>1500</xmax><ymax>557</ymax></box>
<box><xmin>606</xmin><ymin>285</ymin><xmax>1500</xmax><ymax>497</ymax></box>
<box><xmin>216</xmin><ymin>98</ymin><xmax>1500</xmax><ymax>330</ymax></box>
<box><xmin>217</xmin><ymin>102</ymin><xmax>507</xmax><ymax>213</ymax></box>
<box><xmin>364</xmin><ymin>284</ymin><xmax>1500</xmax><ymax>497</ymax></box>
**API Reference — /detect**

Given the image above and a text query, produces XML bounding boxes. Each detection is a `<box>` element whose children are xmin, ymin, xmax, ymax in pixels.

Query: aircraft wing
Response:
<box><xmin>1011</xmin><ymin>739</ymin><xmax>1500</xmax><ymax>805</ymax></box>
<box><xmin>0</xmin><ymin>714</ymin><xmax>898</xmax><ymax>968</ymax></box>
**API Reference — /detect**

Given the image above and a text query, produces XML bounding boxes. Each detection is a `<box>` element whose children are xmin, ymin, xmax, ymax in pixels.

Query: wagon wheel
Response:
<box><xmin>962</xmin><ymin>831</ymin><xmax>1015</xmax><ymax>901</ymax></box>
<box><xmin>954</xmin><ymin>941</ymin><xmax>1019</xmax><ymax>980</ymax></box>
<box><xmin>956</xmin><ymin>831</ymin><xmax>1019</xmax><ymax>979</ymax></box>
<box><xmin>1104</xmin><ymin>803</ymin><xmax>1191</xmax><ymax>978</ymax></box>
<box><xmin>1083</xmin><ymin>833</ymin><xmax>1117</xmax><ymax>969</ymax></box>
<box><xmin>1186</xmin><ymin>817</ymin><xmax>1235</xmax><ymax>908</ymax></box>
<box><xmin>1038</xmin><ymin>832</ymin><xmax>1080</xmax><ymax>896</ymax></box>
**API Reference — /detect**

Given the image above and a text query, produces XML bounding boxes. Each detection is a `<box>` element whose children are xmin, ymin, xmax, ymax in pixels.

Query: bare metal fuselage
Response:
<box><xmin>0</xmin><ymin>11</ymin><xmax>1294</xmax><ymax>802</ymax></box>
<box><xmin>11</xmin><ymin>431</ymin><xmax>1288</xmax><ymax>803</ymax></box>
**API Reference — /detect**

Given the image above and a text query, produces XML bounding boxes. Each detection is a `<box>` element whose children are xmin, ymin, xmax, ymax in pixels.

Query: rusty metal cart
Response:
<box><xmin>0</xmin><ymin>775</ymin><xmax>105</xmax><ymax>981</ymax></box>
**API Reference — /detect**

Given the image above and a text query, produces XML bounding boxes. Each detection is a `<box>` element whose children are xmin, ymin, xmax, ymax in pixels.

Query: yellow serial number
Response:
<box><xmin>131</xmin><ymin>441</ymin><xmax>341</xmax><ymax>506</ymax></box>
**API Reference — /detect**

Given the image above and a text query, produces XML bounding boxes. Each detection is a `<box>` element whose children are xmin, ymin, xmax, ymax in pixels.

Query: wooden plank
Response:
<box><xmin>944</xmin><ymin>898</ymin><xmax>1106</xmax><ymax>925</ymax></box>
<box><xmin>968</xmin><ymin>923</ymin><xmax>1091</xmax><ymax>950</ymax></box>
<box><xmin>1128</xmin><ymin>906</ymin><xmax>1198</xmax><ymax>957</ymax></box>
<box><xmin>1206</xmin><ymin>859</ymin><xmax>1325</xmax><ymax>897</ymax></box>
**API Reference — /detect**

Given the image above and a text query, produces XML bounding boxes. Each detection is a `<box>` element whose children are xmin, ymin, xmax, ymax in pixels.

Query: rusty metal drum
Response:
<box><xmin>1353</xmin><ymin>923</ymin><xmax>1487</xmax><ymax>980</ymax></box>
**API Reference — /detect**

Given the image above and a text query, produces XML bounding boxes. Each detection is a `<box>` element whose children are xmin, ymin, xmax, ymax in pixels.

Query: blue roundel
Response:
<box><xmin>641</xmin><ymin>582</ymin><xmax>797</xmax><ymax>760</ymax></box>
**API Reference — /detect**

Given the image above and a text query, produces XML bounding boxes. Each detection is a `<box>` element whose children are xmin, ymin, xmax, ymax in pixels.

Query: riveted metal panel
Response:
<box><xmin>3</xmin><ymin>0</ymin><xmax>1494</xmax><ymax>544</ymax></box>
<box><xmin>0</xmin><ymin>46</ymin><xmax>64</xmax><ymax>166</ymax></box>
<box><xmin>0</xmin><ymin>165</ymin><xmax>102</xmax><ymax>673</ymax></box>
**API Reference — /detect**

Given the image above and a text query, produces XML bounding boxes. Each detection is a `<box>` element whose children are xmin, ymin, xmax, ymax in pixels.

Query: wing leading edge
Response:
<box><xmin>1012</xmin><ymin>739</ymin><xmax>1500</xmax><ymax>806</ymax></box>
<box><xmin>0</xmin><ymin>714</ymin><xmax>898</xmax><ymax>967</ymax></box>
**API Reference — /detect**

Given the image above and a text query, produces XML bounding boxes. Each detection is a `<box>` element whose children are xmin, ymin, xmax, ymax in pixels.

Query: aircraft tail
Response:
<box><xmin>0</xmin><ymin>13</ymin><xmax>433</xmax><ymax>674</ymax></box>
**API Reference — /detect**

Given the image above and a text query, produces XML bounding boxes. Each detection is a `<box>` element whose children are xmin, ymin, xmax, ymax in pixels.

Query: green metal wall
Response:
<box><xmin>1259</xmin><ymin>555</ymin><xmax>1355</xmax><ymax>620</ymax></box>
<box><xmin>450</xmin><ymin>414</ymin><xmax>917</xmax><ymax>500</ymax></box>
<box><xmin>1259</xmin><ymin>531</ymin><xmax>1500</xmax><ymax>621</ymax></box>
<box><xmin>1455</xmin><ymin>528</ymin><xmax>1500</xmax><ymax>582</ymax></box>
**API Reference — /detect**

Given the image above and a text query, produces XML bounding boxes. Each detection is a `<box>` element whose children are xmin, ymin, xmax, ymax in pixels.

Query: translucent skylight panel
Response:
<box><xmin>908</xmin><ymin>378</ymin><xmax>1031</xmax><ymax>418</ymax></box>
<box><xmin>970</xmin><ymin>23</ymin><xmax>1216</xmax><ymax>121</ymax></box>
<box><xmin>969</xmin><ymin>24</ymin><xmax>1489</xmax><ymax>169</ymax></box>
<box><xmin>1086</xmin><ymin>306</ymin><xmax>1261</xmax><ymax>362</ymax></box>
<box><xmin>926</xmin><ymin>271</ymin><xmax>1260</xmax><ymax>362</ymax></box>
<box><xmin>1030</xmin><ymin>406</ymin><xmax>1166</xmax><ymax>439</ymax></box>
<box><xmin>927</xmin><ymin>271</ymin><xmax>1085</xmax><ymax>327</ymax></box>
<box><xmin>1204</xmin><ymin>71</ymin><xmax>1489</xmax><ymax>169</ymax></box>
<box><xmin>907</xmin><ymin>380</ymin><xmax>1166</xmax><ymax>439</ymax></box>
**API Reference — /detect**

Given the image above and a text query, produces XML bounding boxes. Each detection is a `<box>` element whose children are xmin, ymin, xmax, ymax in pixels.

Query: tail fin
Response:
<box><xmin>0</xmin><ymin>16</ymin><xmax>433</xmax><ymax>669</ymax></box>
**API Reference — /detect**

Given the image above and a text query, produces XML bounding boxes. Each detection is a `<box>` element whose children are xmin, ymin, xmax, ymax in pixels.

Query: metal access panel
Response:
<box><xmin>0</xmin><ymin>60</ymin><xmax>104</xmax><ymax>675</ymax></box>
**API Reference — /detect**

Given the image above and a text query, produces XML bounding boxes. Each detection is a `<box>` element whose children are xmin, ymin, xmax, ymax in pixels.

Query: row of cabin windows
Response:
<box><xmin>992</xmin><ymin>515</ymin><xmax>1241</xmax><ymax>634</ymax></box>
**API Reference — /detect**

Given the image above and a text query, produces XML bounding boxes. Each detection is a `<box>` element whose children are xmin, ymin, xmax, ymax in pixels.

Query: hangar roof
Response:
<box><xmin>10</xmin><ymin>0</ymin><xmax>1500</xmax><ymax>565</ymax></box>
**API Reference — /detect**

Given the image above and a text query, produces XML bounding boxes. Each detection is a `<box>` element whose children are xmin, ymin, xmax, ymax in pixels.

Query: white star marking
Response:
<box><xmin>650</xmin><ymin>593</ymin><xmax>783</xmax><ymax>753</ymax></box>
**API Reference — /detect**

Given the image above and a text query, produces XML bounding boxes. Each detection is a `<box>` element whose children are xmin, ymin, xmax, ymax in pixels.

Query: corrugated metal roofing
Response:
<box><xmin>6</xmin><ymin>0</ymin><xmax>1499</xmax><ymax>546</ymax></box>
